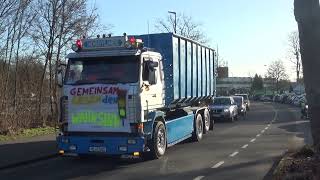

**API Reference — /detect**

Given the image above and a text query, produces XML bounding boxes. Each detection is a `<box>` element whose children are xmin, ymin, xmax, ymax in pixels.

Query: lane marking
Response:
<box><xmin>265</xmin><ymin>127</ymin><xmax>269</xmax><ymax>130</ymax></box>
<box><xmin>250</xmin><ymin>138</ymin><xmax>256</xmax><ymax>142</ymax></box>
<box><xmin>230</xmin><ymin>151</ymin><xmax>239</xmax><ymax>157</ymax></box>
<box><xmin>267</xmin><ymin>124</ymin><xmax>271</xmax><ymax>127</ymax></box>
<box><xmin>242</xmin><ymin>144</ymin><xmax>249</xmax><ymax>149</ymax></box>
<box><xmin>261</xmin><ymin>130</ymin><xmax>265</xmax><ymax>133</ymax></box>
<box><xmin>212</xmin><ymin>161</ymin><xmax>224</xmax><ymax>168</ymax></box>
<box><xmin>194</xmin><ymin>176</ymin><xmax>205</xmax><ymax>180</ymax></box>
<box><xmin>256</xmin><ymin>134</ymin><xmax>261</xmax><ymax>137</ymax></box>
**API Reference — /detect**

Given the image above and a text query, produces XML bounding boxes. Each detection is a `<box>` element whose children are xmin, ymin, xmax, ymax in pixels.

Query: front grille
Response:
<box><xmin>212</xmin><ymin>109</ymin><xmax>223</xmax><ymax>114</ymax></box>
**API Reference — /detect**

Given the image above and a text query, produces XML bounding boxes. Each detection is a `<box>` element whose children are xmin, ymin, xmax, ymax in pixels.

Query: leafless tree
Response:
<box><xmin>294</xmin><ymin>0</ymin><xmax>320</xmax><ymax>153</ymax></box>
<box><xmin>288</xmin><ymin>31</ymin><xmax>302</xmax><ymax>83</ymax></box>
<box><xmin>0</xmin><ymin>0</ymin><xmax>107</xmax><ymax>134</ymax></box>
<box><xmin>155</xmin><ymin>13</ymin><xmax>208</xmax><ymax>44</ymax></box>
<box><xmin>31</xmin><ymin>0</ymin><xmax>99</xmax><ymax>125</ymax></box>
<box><xmin>266</xmin><ymin>60</ymin><xmax>289</xmax><ymax>93</ymax></box>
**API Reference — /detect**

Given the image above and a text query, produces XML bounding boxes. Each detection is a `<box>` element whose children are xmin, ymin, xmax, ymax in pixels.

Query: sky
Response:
<box><xmin>90</xmin><ymin>0</ymin><xmax>298</xmax><ymax>80</ymax></box>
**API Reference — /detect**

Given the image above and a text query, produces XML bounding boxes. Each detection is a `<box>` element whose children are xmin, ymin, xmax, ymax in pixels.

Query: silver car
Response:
<box><xmin>209</xmin><ymin>96</ymin><xmax>238</xmax><ymax>122</ymax></box>
<box><xmin>235</xmin><ymin>94</ymin><xmax>250</xmax><ymax>111</ymax></box>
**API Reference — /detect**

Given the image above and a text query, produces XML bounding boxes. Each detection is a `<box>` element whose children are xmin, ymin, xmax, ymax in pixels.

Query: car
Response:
<box><xmin>260</xmin><ymin>95</ymin><xmax>273</xmax><ymax>102</ymax></box>
<box><xmin>209</xmin><ymin>96</ymin><xmax>238</xmax><ymax>122</ymax></box>
<box><xmin>235</xmin><ymin>94</ymin><xmax>250</xmax><ymax>110</ymax></box>
<box><xmin>232</xmin><ymin>96</ymin><xmax>247</xmax><ymax>117</ymax></box>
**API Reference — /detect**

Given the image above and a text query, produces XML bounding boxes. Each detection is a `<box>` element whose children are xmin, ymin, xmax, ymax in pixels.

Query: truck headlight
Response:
<box><xmin>119</xmin><ymin>146</ymin><xmax>128</xmax><ymax>151</ymax></box>
<box><xmin>224</xmin><ymin>109</ymin><xmax>229</xmax><ymax>112</ymax></box>
<box><xmin>128</xmin><ymin>139</ymin><xmax>136</xmax><ymax>144</ymax></box>
<box><xmin>69</xmin><ymin>145</ymin><xmax>77</xmax><ymax>151</ymax></box>
<box><xmin>61</xmin><ymin>137</ymin><xmax>69</xmax><ymax>143</ymax></box>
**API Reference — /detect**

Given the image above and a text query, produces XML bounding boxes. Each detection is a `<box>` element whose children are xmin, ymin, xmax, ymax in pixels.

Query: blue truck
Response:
<box><xmin>57</xmin><ymin>33</ymin><xmax>216</xmax><ymax>159</ymax></box>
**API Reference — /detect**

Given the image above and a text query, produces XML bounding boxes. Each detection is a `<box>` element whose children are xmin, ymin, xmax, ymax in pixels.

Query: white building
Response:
<box><xmin>216</xmin><ymin>77</ymin><xmax>252</xmax><ymax>95</ymax></box>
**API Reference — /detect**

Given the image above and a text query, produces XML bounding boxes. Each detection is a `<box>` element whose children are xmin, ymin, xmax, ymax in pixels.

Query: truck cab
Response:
<box><xmin>57</xmin><ymin>33</ymin><xmax>215</xmax><ymax>159</ymax></box>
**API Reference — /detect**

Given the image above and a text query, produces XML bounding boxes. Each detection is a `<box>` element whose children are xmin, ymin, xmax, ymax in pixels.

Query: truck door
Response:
<box><xmin>141</xmin><ymin>56</ymin><xmax>164</xmax><ymax>111</ymax></box>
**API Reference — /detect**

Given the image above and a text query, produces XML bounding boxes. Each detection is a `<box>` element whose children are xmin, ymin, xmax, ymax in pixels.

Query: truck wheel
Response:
<box><xmin>203</xmin><ymin>109</ymin><xmax>210</xmax><ymax>134</ymax></box>
<box><xmin>147</xmin><ymin>121</ymin><xmax>166</xmax><ymax>159</ymax></box>
<box><xmin>193</xmin><ymin>113</ymin><xmax>203</xmax><ymax>141</ymax></box>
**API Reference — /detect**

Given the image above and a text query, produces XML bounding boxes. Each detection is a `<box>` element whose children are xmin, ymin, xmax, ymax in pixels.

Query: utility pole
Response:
<box><xmin>168</xmin><ymin>11</ymin><xmax>176</xmax><ymax>34</ymax></box>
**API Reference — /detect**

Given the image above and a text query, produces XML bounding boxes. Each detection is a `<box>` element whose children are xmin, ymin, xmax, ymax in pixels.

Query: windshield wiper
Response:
<box><xmin>96</xmin><ymin>78</ymin><xmax>119</xmax><ymax>83</ymax></box>
<box><xmin>74</xmin><ymin>80</ymin><xmax>96</xmax><ymax>85</ymax></box>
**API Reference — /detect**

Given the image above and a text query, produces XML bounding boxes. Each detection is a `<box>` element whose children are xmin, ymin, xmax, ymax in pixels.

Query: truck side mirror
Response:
<box><xmin>57</xmin><ymin>63</ymin><xmax>66</xmax><ymax>87</ymax></box>
<box><xmin>142</xmin><ymin>61</ymin><xmax>158</xmax><ymax>85</ymax></box>
<box><xmin>149</xmin><ymin>61</ymin><xmax>158</xmax><ymax>68</ymax></box>
<box><xmin>148</xmin><ymin>69</ymin><xmax>157</xmax><ymax>85</ymax></box>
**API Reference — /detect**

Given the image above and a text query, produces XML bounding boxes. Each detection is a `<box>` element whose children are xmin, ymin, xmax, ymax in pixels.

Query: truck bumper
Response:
<box><xmin>57</xmin><ymin>135</ymin><xmax>145</xmax><ymax>156</ymax></box>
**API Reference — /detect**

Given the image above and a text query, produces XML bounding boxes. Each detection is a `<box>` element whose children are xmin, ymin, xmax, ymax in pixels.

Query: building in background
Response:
<box><xmin>216</xmin><ymin>77</ymin><xmax>252</xmax><ymax>95</ymax></box>
<box><xmin>217</xmin><ymin>67</ymin><xmax>229</xmax><ymax>78</ymax></box>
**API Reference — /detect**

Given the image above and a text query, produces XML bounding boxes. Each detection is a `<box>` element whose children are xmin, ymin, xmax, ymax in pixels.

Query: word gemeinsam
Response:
<box><xmin>70</xmin><ymin>86</ymin><xmax>120</xmax><ymax>96</ymax></box>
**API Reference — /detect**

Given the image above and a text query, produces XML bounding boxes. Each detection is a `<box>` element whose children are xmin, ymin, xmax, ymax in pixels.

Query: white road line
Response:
<box><xmin>250</xmin><ymin>138</ymin><xmax>256</xmax><ymax>142</ymax></box>
<box><xmin>212</xmin><ymin>161</ymin><xmax>224</xmax><ymax>168</ymax></box>
<box><xmin>265</xmin><ymin>127</ymin><xmax>269</xmax><ymax>130</ymax></box>
<box><xmin>230</xmin><ymin>151</ymin><xmax>239</xmax><ymax>157</ymax></box>
<box><xmin>256</xmin><ymin>134</ymin><xmax>261</xmax><ymax>137</ymax></box>
<box><xmin>267</xmin><ymin>124</ymin><xmax>271</xmax><ymax>127</ymax></box>
<box><xmin>261</xmin><ymin>130</ymin><xmax>265</xmax><ymax>133</ymax></box>
<box><xmin>193</xmin><ymin>176</ymin><xmax>205</xmax><ymax>180</ymax></box>
<box><xmin>242</xmin><ymin>144</ymin><xmax>249</xmax><ymax>149</ymax></box>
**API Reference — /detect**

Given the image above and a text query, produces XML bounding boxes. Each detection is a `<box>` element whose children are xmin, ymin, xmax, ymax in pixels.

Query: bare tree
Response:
<box><xmin>0</xmin><ymin>0</ymin><xmax>111</xmax><ymax>134</ymax></box>
<box><xmin>266</xmin><ymin>60</ymin><xmax>289</xmax><ymax>93</ymax></box>
<box><xmin>155</xmin><ymin>13</ymin><xmax>208</xmax><ymax>44</ymax></box>
<box><xmin>294</xmin><ymin>0</ymin><xmax>320</xmax><ymax>153</ymax></box>
<box><xmin>288</xmin><ymin>31</ymin><xmax>302</xmax><ymax>83</ymax></box>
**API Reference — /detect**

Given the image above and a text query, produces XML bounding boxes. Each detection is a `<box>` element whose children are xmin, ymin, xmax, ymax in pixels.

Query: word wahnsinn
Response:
<box><xmin>71</xmin><ymin>111</ymin><xmax>121</xmax><ymax>128</ymax></box>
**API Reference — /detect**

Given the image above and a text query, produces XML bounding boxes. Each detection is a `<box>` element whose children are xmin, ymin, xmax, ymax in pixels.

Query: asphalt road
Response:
<box><xmin>0</xmin><ymin>102</ymin><xmax>312</xmax><ymax>180</ymax></box>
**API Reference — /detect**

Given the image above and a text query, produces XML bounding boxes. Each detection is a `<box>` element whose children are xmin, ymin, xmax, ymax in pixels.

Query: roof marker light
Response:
<box><xmin>76</xmin><ymin>39</ymin><xmax>82</xmax><ymax>49</ymax></box>
<box><xmin>129</xmin><ymin>37</ymin><xmax>136</xmax><ymax>44</ymax></box>
<box><xmin>72</xmin><ymin>39</ymin><xmax>82</xmax><ymax>52</ymax></box>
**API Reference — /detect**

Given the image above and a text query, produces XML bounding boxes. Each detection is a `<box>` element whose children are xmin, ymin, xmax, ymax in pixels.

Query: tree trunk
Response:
<box><xmin>294</xmin><ymin>0</ymin><xmax>320</xmax><ymax>152</ymax></box>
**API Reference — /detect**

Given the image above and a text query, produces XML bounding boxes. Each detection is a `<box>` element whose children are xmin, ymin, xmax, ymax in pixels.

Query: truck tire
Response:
<box><xmin>193</xmin><ymin>113</ymin><xmax>203</xmax><ymax>141</ymax></box>
<box><xmin>147</xmin><ymin>121</ymin><xmax>167</xmax><ymax>159</ymax></box>
<box><xmin>203</xmin><ymin>109</ymin><xmax>210</xmax><ymax>134</ymax></box>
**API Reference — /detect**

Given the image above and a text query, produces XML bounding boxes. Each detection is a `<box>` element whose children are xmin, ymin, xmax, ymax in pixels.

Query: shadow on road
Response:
<box><xmin>0</xmin><ymin>140</ymin><xmax>57</xmax><ymax>170</ymax></box>
<box><xmin>278</xmin><ymin>121</ymin><xmax>313</xmax><ymax>145</ymax></box>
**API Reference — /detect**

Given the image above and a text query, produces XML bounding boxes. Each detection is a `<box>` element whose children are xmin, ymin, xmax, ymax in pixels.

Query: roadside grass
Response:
<box><xmin>0</xmin><ymin>126</ymin><xmax>56</xmax><ymax>142</ymax></box>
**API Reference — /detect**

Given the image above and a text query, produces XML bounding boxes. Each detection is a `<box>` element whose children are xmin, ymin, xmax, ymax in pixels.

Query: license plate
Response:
<box><xmin>89</xmin><ymin>146</ymin><xmax>106</xmax><ymax>153</ymax></box>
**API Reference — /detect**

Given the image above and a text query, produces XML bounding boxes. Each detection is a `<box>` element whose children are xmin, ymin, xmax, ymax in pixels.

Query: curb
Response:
<box><xmin>263</xmin><ymin>150</ymin><xmax>288</xmax><ymax>180</ymax></box>
<box><xmin>0</xmin><ymin>153</ymin><xmax>58</xmax><ymax>171</ymax></box>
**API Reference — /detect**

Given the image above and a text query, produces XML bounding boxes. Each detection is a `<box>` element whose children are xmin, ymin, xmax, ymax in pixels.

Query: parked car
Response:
<box><xmin>209</xmin><ymin>96</ymin><xmax>238</xmax><ymax>122</ymax></box>
<box><xmin>260</xmin><ymin>95</ymin><xmax>273</xmax><ymax>102</ymax></box>
<box><xmin>232</xmin><ymin>96</ymin><xmax>247</xmax><ymax>117</ymax></box>
<box><xmin>235</xmin><ymin>94</ymin><xmax>250</xmax><ymax>111</ymax></box>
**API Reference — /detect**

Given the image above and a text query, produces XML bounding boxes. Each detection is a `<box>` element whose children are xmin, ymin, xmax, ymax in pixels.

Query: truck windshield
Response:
<box><xmin>65</xmin><ymin>56</ymin><xmax>140</xmax><ymax>85</ymax></box>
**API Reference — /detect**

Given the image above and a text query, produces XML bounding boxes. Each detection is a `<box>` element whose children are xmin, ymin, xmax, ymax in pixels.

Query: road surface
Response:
<box><xmin>0</xmin><ymin>102</ymin><xmax>311</xmax><ymax>180</ymax></box>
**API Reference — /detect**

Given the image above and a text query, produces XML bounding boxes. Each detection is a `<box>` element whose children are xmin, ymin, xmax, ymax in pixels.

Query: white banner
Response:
<box><xmin>65</xmin><ymin>84</ymin><xmax>131</xmax><ymax>132</ymax></box>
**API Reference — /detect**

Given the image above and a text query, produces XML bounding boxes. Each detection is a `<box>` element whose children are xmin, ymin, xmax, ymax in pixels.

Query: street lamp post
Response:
<box><xmin>168</xmin><ymin>11</ymin><xmax>176</xmax><ymax>34</ymax></box>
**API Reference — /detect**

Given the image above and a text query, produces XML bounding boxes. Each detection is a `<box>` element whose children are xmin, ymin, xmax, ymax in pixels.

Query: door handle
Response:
<box><xmin>152</xmin><ymin>94</ymin><xmax>156</xmax><ymax>97</ymax></box>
